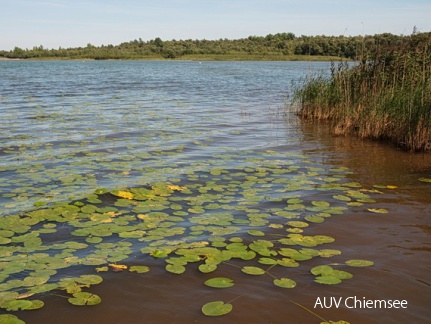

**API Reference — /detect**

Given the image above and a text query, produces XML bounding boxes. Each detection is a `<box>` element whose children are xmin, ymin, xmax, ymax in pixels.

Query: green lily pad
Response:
<box><xmin>241</xmin><ymin>266</ymin><xmax>265</xmax><ymax>275</ymax></box>
<box><xmin>68</xmin><ymin>292</ymin><xmax>102</xmax><ymax>306</ymax></box>
<box><xmin>418</xmin><ymin>177</ymin><xmax>431</xmax><ymax>183</ymax></box>
<box><xmin>318</xmin><ymin>249</ymin><xmax>342</xmax><ymax>258</ymax></box>
<box><xmin>166</xmin><ymin>264</ymin><xmax>186</xmax><ymax>274</ymax></box>
<box><xmin>202</xmin><ymin>301</ymin><xmax>233</xmax><ymax>316</ymax></box>
<box><xmin>314</xmin><ymin>276</ymin><xmax>342</xmax><ymax>285</ymax></box>
<box><xmin>29</xmin><ymin>283</ymin><xmax>59</xmax><ymax>294</ymax></box>
<box><xmin>311</xmin><ymin>265</ymin><xmax>334</xmax><ymax>276</ymax></box>
<box><xmin>0</xmin><ymin>314</ymin><xmax>25</xmax><ymax>324</ymax></box>
<box><xmin>273</xmin><ymin>278</ymin><xmax>296</xmax><ymax>288</ymax></box>
<box><xmin>258</xmin><ymin>257</ymin><xmax>278</xmax><ymax>265</ymax></box>
<box><xmin>345</xmin><ymin>259</ymin><xmax>374</xmax><ymax>267</ymax></box>
<box><xmin>75</xmin><ymin>275</ymin><xmax>103</xmax><ymax>285</ymax></box>
<box><xmin>129</xmin><ymin>266</ymin><xmax>150</xmax><ymax>273</ymax></box>
<box><xmin>277</xmin><ymin>258</ymin><xmax>299</xmax><ymax>267</ymax></box>
<box><xmin>333</xmin><ymin>195</ymin><xmax>351</xmax><ymax>202</ymax></box>
<box><xmin>5</xmin><ymin>300</ymin><xmax>33</xmax><ymax>311</ymax></box>
<box><xmin>198</xmin><ymin>263</ymin><xmax>218</xmax><ymax>273</ymax></box>
<box><xmin>151</xmin><ymin>249</ymin><xmax>169</xmax><ymax>258</ymax></box>
<box><xmin>332</xmin><ymin>270</ymin><xmax>353</xmax><ymax>280</ymax></box>
<box><xmin>287</xmin><ymin>221</ymin><xmax>309</xmax><ymax>228</ymax></box>
<box><xmin>305</xmin><ymin>215</ymin><xmax>325</xmax><ymax>223</ymax></box>
<box><xmin>311</xmin><ymin>201</ymin><xmax>330</xmax><ymax>208</ymax></box>
<box><xmin>204</xmin><ymin>277</ymin><xmax>234</xmax><ymax>288</ymax></box>
<box><xmin>86</xmin><ymin>236</ymin><xmax>103</xmax><ymax>244</ymax></box>
<box><xmin>247</xmin><ymin>230</ymin><xmax>265</xmax><ymax>237</ymax></box>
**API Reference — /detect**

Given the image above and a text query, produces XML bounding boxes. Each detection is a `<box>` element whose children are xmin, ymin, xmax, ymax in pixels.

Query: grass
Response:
<box><xmin>292</xmin><ymin>32</ymin><xmax>431</xmax><ymax>152</ymax></box>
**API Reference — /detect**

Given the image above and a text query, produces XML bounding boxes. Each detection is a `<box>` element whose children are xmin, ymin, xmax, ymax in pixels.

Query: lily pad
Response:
<box><xmin>5</xmin><ymin>300</ymin><xmax>34</xmax><ymax>311</ymax></box>
<box><xmin>198</xmin><ymin>263</ymin><xmax>218</xmax><ymax>273</ymax></box>
<box><xmin>273</xmin><ymin>278</ymin><xmax>296</xmax><ymax>288</ymax></box>
<box><xmin>258</xmin><ymin>257</ymin><xmax>278</xmax><ymax>265</ymax></box>
<box><xmin>345</xmin><ymin>259</ymin><xmax>374</xmax><ymax>267</ymax></box>
<box><xmin>166</xmin><ymin>264</ymin><xmax>186</xmax><ymax>274</ymax></box>
<box><xmin>247</xmin><ymin>230</ymin><xmax>265</xmax><ymax>237</ymax></box>
<box><xmin>287</xmin><ymin>221</ymin><xmax>309</xmax><ymax>228</ymax></box>
<box><xmin>129</xmin><ymin>266</ymin><xmax>150</xmax><ymax>273</ymax></box>
<box><xmin>204</xmin><ymin>277</ymin><xmax>234</xmax><ymax>288</ymax></box>
<box><xmin>305</xmin><ymin>215</ymin><xmax>325</xmax><ymax>223</ymax></box>
<box><xmin>311</xmin><ymin>201</ymin><xmax>330</xmax><ymax>208</ymax></box>
<box><xmin>0</xmin><ymin>314</ymin><xmax>25</xmax><ymax>324</ymax></box>
<box><xmin>202</xmin><ymin>301</ymin><xmax>233</xmax><ymax>316</ymax></box>
<box><xmin>318</xmin><ymin>249</ymin><xmax>342</xmax><ymax>258</ymax></box>
<box><xmin>68</xmin><ymin>292</ymin><xmax>102</xmax><ymax>306</ymax></box>
<box><xmin>311</xmin><ymin>265</ymin><xmax>334</xmax><ymax>276</ymax></box>
<box><xmin>314</xmin><ymin>276</ymin><xmax>342</xmax><ymax>285</ymax></box>
<box><xmin>75</xmin><ymin>275</ymin><xmax>103</xmax><ymax>285</ymax></box>
<box><xmin>367</xmin><ymin>208</ymin><xmax>388</xmax><ymax>214</ymax></box>
<box><xmin>241</xmin><ymin>266</ymin><xmax>265</xmax><ymax>275</ymax></box>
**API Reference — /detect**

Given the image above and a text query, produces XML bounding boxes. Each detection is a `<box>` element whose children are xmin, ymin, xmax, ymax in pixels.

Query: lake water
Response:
<box><xmin>0</xmin><ymin>60</ymin><xmax>430</xmax><ymax>323</ymax></box>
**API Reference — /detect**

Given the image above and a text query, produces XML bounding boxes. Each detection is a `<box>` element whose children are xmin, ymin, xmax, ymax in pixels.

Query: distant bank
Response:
<box><xmin>0</xmin><ymin>32</ymin><xmax>414</xmax><ymax>61</ymax></box>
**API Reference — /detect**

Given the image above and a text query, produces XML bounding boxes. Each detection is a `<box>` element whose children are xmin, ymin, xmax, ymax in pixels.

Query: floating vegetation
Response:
<box><xmin>204</xmin><ymin>277</ymin><xmax>234</xmax><ymax>288</ymax></box>
<box><xmin>311</xmin><ymin>265</ymin><xmax>354</xmax><ymax>285</ymax></box>
<box><xmin>68</xmin><ymin>292</ymin><xmax>102</xmax><ymax>306</ymax></box>
<box><xmin>201</xmin><ymin>301</ymin><xmax>233</xmax><ymax>317</ymax></box>
<box><xmin>0</xmin><ymin>146</ymin><xmax>383</xmax><ymax>320</ymax></box>
<box><xmin>345</xmin><ymin>259</ymin><xmax>374</xmax><ymax>267</ymax></box>
<box><xmin>367</xmin><ymin>208</ymin><xmax>389</xmax><ymax>214</ymax></box>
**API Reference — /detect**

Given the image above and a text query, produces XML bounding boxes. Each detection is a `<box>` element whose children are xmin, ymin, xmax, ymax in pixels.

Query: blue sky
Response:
<box><xmin>1</xmin><ymin>0</ymin><xmax>430</xmax><ymax>51</ymax></box>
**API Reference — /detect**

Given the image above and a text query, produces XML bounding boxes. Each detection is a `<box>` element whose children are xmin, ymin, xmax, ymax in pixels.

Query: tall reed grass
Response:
<box><xmin>292</xmin><ymin>32</ymin><xmax>431</xmax><ymax>151</ymax></box>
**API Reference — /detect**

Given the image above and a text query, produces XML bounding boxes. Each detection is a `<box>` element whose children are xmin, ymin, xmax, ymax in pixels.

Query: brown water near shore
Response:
<box><xmin>16</xmin><ymin>122</ymin><xmax>430</xmax><ymax>324</ymax></box>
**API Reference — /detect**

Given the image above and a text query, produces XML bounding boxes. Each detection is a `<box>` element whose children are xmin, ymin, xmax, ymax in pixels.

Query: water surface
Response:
<box><xmin>0</xmin><ymin>60</ymin><xmax>429</xmax><ymax>323</ymax></box>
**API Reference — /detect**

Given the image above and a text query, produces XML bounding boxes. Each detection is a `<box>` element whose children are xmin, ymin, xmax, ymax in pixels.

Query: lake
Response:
<box><xmin>0</xmin><ymin>60</ymin><xmax>430</xmax><ymax>323</ymax></box>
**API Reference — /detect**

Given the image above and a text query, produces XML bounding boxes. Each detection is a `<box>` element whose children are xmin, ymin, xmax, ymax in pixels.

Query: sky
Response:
<box><xmin>1</xmin><ymin>0</ymin><xmax>430</xmax><ymax>51</ymax></box>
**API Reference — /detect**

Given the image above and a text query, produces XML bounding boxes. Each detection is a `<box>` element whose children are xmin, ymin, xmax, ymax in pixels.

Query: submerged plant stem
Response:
<box><xmin>289</xmin><ymin>300</ymin><xmax>328</xmax><ymax>322</ymax></box>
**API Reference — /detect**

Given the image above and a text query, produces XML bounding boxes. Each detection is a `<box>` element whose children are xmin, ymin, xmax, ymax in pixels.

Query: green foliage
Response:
<box><xmin>68</xmin><ymin>292</ymin><xmax>102</xmax><ymax>306</ymax></box>
<box><xmin>0</xmin><ymin>149</ymin><xmax>378</xmax><ymax>317</ymax></box>
<box><xmin>273</xmin><ymin>278</ymin><xmax>296</xmax><ymax>288</ymax></box>
<box><xmin>204</xmin><ymin>277</ymin><xmax>234</xmax><ymax>288</ymax></box>
<box><xmin>0</xmin><ymin>314</ymin><xmax>25</xmax><ymax>324</ymax></box>
<box><xmin>345</xmin><ymin>259</ymin><xmax>374</xmax><ymax>267</ymax></box>
<box><xmin>293</xmin><ymin>31</ymin><xmax>431</xmax><ymax>151</ymax></box>
<box><xmin>201</xmin><ymin>301</ymin><xmax>233</xmax><ymax>316</ymax></box>
<box><xmin>0</xmin><ymin>33</ymin><xmax>414</xmax><ymax>61</ymax></box>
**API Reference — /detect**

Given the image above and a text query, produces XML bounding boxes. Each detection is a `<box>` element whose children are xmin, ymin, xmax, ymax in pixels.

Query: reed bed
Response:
<box><xmin>292</xmin><ymin>32</ymin><xmax>431</xmax><ymax>151</ymax></box>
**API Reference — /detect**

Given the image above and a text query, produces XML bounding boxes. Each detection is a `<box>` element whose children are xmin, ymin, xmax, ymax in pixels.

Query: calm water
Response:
<box><xmin>0</xmin><ymin>60</ymin><xmax>430</xmax><ymax>323</ymax></box>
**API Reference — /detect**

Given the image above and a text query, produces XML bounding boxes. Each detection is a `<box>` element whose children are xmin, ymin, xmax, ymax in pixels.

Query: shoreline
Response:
<box><xmin>0</xmin><ymin>54</ymin><xmax>346</xmax><ymax>62</ymax></box>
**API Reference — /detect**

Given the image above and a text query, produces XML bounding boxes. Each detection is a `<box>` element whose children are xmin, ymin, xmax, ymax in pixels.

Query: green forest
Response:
<box><xmin>0</xmin><ymin>32</ymin><xmax>414</xmax><ymax>60</ymax></box>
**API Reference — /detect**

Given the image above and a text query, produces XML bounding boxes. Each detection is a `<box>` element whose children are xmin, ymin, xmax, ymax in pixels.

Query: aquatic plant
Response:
<box><xmin>0</xmin><ymin>150</ymin><xmax>381</xmax><ymax>321</ymax></box>
<box><xmin>292</xmin><ymin>31</ymin><xmax>431</xmax><ymax>151</ymax></box>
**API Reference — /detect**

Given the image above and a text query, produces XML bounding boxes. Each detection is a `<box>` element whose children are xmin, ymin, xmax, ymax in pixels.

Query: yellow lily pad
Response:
<box><xmin>367</xmin><ymin>208</ymin><xmax>389</xmax><ymax>214</ymax></box>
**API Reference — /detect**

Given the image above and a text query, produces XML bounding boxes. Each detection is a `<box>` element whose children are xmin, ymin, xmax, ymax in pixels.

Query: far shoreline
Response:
<box><xmin>0</xmin><ymin>54</ymin><xmax>348</xmax><ymax>62</ymax></box>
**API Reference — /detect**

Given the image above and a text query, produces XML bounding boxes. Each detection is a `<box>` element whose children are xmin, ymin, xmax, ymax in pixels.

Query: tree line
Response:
<box><xmin>0</xmin><ymin>32</ymin><xmax>423</xmax><ymax>60</ymax></box>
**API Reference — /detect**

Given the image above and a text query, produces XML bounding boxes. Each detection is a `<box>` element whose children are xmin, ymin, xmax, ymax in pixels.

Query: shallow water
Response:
<box><xmin>0</xmin><ymin>60</ymin><xmax>430</xmax><ymax>323</ymax></box>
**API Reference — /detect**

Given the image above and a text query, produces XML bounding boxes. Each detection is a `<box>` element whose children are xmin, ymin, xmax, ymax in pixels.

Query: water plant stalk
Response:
<box><xmin>292</xmin><ymin>31</ymin><xmax>431</xmax><ymax>152</ymax></box>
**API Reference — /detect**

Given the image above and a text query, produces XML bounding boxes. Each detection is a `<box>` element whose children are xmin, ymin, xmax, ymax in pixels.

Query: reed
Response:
<box><xmin>292</xmin><ymin>32</ymin><xmax>431</xmax><ymax>151</ymax></box>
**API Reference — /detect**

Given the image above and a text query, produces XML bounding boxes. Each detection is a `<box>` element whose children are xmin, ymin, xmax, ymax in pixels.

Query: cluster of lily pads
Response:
<box><xmin>0</xmin><ymin>151</ymin><xmax>382</xmax><ymax>321</ymax></box>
